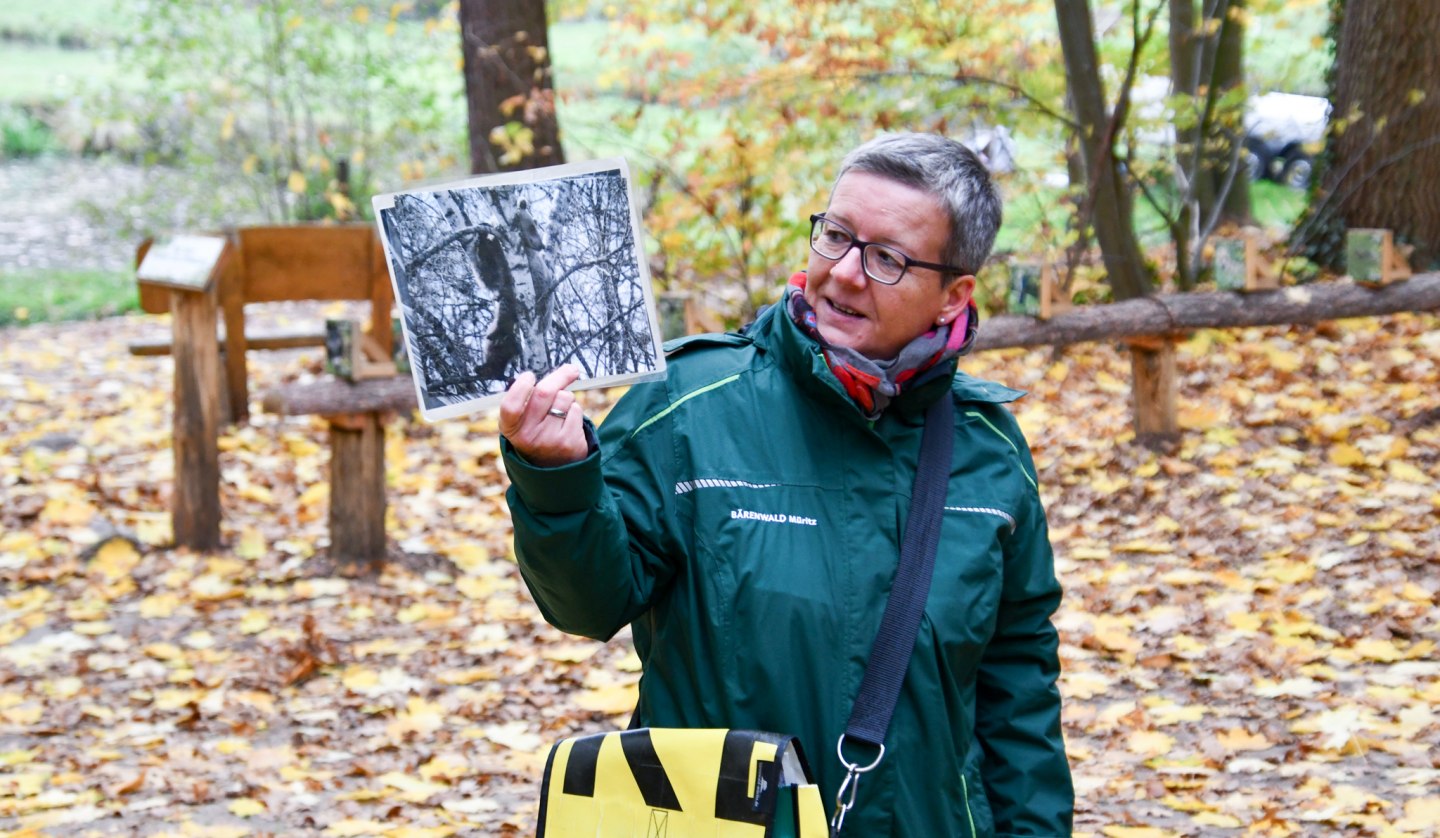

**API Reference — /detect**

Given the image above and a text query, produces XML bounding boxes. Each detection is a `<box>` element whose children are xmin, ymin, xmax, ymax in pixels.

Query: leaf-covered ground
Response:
<box><xmin>2</xmin><ymin>304</ymin><xmax>1438</xmax><ymax>837</ymax></box>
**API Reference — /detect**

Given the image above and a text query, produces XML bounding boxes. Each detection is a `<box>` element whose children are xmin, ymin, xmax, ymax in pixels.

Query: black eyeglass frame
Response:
<box><xmin>808</xmin><ymin>213</ymin><xmax>968</xmax><ymax>285</ymax></box>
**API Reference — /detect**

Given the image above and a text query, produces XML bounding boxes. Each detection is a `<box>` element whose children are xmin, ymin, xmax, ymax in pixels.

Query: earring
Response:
<box><xmin>937</xmin><ymin>317</ymin><xmax>947</xmax><ymax>325</ymax></box>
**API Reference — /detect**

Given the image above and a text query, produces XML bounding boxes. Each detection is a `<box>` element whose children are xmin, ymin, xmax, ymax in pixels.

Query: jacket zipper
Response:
<box><xmin>961</xmin><ymin>774</ymin><xmax>977</xmax><ymax>837</ymax></box>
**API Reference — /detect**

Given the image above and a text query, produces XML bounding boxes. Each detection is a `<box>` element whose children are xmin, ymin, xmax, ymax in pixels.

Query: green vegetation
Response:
<box><xmin>0</xmin><ymin>268</ymin><xmax>140</xmax><ymax>326</ymax></box>
<box><xmin>1250</xmin><ymin>179</ymin><xmax>1309</xmax><ymax>229</ymax></box>
<box><xmin>0</xmin><ymin>105</ymin><xmax>58</xmax><ymax>157</ymax></box>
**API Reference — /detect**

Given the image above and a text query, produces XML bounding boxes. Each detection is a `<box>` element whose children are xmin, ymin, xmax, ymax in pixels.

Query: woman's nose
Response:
<box><xmin>832</xmin><ymin>244</ymin><xmax>868</xmax><ymax>287</ymax></box>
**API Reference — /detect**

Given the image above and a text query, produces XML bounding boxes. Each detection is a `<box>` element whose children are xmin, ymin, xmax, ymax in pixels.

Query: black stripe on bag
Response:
<box><xmin>714</xmin><ymin>730</ymin><xmax>772</xmax><ymax>824</ymax></box>
<box><xmin>537</xmin><ymin>741</ymin><xmax>559</xmax><ymax>836</ymax></box>
<box><xmin>620</xmin><ymin>729</ymin><xmax>684</xmax><ymax>811</ymax></box>
<box><xmin>562</xmin><ymin>734</ymin><xmax>604</xmax><ymax>797</ymax></box>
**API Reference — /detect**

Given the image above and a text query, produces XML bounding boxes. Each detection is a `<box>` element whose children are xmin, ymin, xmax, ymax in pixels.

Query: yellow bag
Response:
<box><xmin>537</xmin><ymin>728</ymin><xmax>830</xmax><ymax>837</ymax></box>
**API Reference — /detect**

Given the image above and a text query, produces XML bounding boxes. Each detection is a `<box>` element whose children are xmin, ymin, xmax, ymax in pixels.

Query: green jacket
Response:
<box><xmin>505</xmin><ymin>294</ymin><xmax>1073</xmax><ymax>837</ymax></box>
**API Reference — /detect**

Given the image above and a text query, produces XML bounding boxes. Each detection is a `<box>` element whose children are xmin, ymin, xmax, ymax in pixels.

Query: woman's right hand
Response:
<box><xmin>499</xmin><ymin>364</ymin><xmax>589</xmax><ymax>467</ymax></box>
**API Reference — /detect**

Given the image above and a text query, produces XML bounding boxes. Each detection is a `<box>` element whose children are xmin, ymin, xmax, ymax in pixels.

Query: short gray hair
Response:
<box><xmin>834</xmin><ymin>132</ymin><xmax>1003</xmax><ymax>282</ymax></box>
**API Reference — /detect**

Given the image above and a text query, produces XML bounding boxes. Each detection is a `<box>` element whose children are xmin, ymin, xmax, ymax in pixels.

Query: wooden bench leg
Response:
<box><xmin>327</xmin><ymin>412</ymin><xmax>387</xmax><ymax>567</ymax></box>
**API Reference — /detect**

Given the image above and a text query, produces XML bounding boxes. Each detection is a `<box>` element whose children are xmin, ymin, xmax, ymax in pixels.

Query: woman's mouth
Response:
<box><xmin>826</xmin><ymin>299</ymin><xmax>865</xmax><ymax>319</ymax></box>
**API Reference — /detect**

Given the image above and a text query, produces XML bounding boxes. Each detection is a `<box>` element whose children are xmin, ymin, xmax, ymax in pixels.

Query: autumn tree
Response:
<box><xmin>1055</xmin><ymin>1</ymin><xmax>1152</xmax><ymax>302</ymax></box>
<box><xmin>457</xmin><ymin>0</ymin><xmax>564</xmax><ymax>174</ymax></box>
<box><xmin>597</xmin><ymin>0</ymin><xmax>1062</xmax><ymax>320</ymax></box>
<box><xmin>1162</xmin><ymin>0</ymin><xmax>1252</xmax><ymax>290</ymax></box>
<box><xmin>1299</xmin><ymin>0</ymin><xmax>1440</xmax><ymax>270</ymax></box>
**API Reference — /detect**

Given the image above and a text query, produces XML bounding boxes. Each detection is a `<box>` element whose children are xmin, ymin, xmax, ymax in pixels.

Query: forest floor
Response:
<box><xmin>1</xmin><ymin>303</ymin><xmax>1438</xmax><ymax>837</ymax></box>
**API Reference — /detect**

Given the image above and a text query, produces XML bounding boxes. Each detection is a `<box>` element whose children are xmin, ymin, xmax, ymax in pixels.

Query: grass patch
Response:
<box><xmin>0</xmin><ymin>43</ymin><xmax>130</xmax><ymax>105</ymax></box>
<box><xmin>0</xmin><ymin>0</ymin><xmax>125</xmax><ymax>35</ymax></box>
<box><xmin>0</xmin><ymin>268</ymin><xmax>140</xmax><ymax>326</ymax></box>
<box><xmin>1250</xmin><ymin>180</ymin><xmax>1308</xmax><ymax>230</ymax></box>
<box><xmin>0</xmin><ymin>105</ymin><xmax>57</xmax><ymax>157</ymax></box>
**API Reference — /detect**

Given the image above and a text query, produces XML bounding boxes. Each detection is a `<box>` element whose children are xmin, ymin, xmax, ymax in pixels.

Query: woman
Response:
<box><xmin>499</xmin><ymin>133</ymin><xmax>1073</xmax><ymax>836</ymax></box>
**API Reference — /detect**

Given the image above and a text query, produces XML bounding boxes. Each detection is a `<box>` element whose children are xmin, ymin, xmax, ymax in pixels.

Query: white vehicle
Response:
<box><xmin>1243</xmin><ymin>92</ymin><xmax>1330</xmax><ymax>189</ymax></box>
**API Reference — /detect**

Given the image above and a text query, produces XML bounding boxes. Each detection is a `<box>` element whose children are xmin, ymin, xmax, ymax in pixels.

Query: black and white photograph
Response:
<box><xmin>372</xmin><ymin>158</ymin><xmax>666</xmax><ymax>421</ymax></box>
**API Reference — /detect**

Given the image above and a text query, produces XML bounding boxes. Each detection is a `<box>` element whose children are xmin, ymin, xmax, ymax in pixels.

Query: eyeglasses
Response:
<box><xmin>808</xmin><ymin>213</ymin><xmax>966</xmax><ymax>285</ymax></box>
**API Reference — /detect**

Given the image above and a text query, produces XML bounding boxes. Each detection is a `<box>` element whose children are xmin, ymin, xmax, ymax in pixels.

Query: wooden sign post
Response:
<box><xmin>1346</xmin><ymin>229</ymin><xmax>1412</xmax><ymax>287</ymax></box>
<box><xmin>1008</xmin><ymin>260</ymin><xmax>1071</xmax><ymax>320</ymax></box>
<box><xmin>1213</xmin><ymin>237</ymin><xmax>1279</xmax><ymax>292</ymax></box>
<box><xmin>137</xmin><ymin>234</ymin><xmax>232</xmax><ymax>551</ymax></box>
<box><xmin>325</xmin><ymin>319</ymin><xmax>399</xmax><ymax>381</ymax></box>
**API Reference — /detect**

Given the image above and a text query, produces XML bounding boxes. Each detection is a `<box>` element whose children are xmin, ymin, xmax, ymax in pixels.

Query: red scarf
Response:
<box><xmin>785</xmin><ymin>272</ymin><xmax>977</xmax><ymax>418</ymax></box>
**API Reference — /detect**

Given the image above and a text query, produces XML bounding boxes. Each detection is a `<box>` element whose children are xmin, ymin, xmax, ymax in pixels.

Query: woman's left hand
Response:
<box><xmin>498</xmin><ymin>364</ymin><xmax>589</xmax><ymax>467</ymax></box>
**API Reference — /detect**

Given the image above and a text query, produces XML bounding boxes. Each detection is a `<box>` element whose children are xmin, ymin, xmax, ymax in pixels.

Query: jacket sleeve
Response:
<box><xmin>502</xmin><ymin>386</ymin><xmax>683</xmax><ymax>642</ymax></box>
<box><xmin>973</xmin><ymin>419</ymin><xmax>1074</xmax><ymax>837</ymax></box>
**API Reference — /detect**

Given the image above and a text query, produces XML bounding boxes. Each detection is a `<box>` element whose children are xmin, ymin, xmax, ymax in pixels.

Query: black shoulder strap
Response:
<box><xmin>843</xmin><ymin>391</ymin><xmax>954</xmax><ymax>748</ymax></box>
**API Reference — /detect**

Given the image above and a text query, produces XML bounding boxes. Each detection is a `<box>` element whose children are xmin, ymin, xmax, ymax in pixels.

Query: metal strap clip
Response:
<box><xmin>830</xmin><ymin>734</ymin><xmax>885</xmax><ymax>835</ymax></box>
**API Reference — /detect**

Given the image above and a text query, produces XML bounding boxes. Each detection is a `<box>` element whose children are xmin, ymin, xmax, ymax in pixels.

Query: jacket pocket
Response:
<box><xmin>961</xmin><ymin>745</ymin><xmax>995</xmax><ymax>837</ymax></box>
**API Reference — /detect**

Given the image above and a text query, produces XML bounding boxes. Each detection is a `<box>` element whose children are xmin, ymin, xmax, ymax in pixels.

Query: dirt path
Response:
<box><xmin>0</xmin><ymin>157</ymin><xmax>151</xmax><ymax>273</ymax></box>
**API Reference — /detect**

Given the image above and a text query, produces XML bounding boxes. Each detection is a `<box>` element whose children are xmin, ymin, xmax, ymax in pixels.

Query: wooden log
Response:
<box><xmin>261</xmin><ymin>376</ymin><xmax>417</xmax><ymax>417</ymax></box>
<box><xmin>170</xmin><ymin>289</ymin><xmax>222</xmax><ymax>551</ymax></box>
<box><xmin>328</xmin><ymin>412</ymin><xmax>387</xmax><ymax>566</ymax></box>
<box><xmin>974</xmin><ymin>272</ymin><xmax>1440</xmax><ymax>351</ymax></box>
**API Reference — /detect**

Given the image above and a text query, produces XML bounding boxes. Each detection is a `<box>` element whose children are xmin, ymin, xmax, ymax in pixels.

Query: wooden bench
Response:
<box><xmin>261</xmin><ymin>376</ymin><xmax>418</xmax><ymax>566</ymax></box>
<box><xmin>134</xmin><ymin>224</ymin><xmax>395</xmax><ymax>424</ymax></box>
<box><xmin>133</xmin><ymin>224</ymin><xmax>397</xmax><ymax>550</ymax></box>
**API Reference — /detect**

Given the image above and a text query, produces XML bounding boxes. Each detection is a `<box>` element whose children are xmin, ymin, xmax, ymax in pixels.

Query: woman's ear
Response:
<box><xmin>937</xmin><ymin>275</ymin><xmax>976</xmax><ymax>325</ymax></box>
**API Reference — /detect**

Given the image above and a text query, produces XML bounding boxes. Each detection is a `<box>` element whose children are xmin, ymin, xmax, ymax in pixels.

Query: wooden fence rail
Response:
<box><xmin>975</xmin><ymin>273</ymin><xmax>1440</xmax><ymax>351</ymax></box>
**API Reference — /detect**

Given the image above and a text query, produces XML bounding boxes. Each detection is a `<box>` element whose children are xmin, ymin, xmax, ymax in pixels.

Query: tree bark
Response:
<box><xmin>974</xmin><ymin>272</ymin><xmax>1440</xmax><ymax>350</ymax></box>
<box><xmin>1171</xmin><ymin>0</ymin><xmax>1249</xmax><ymax>262</ymax></box>
<box><xmin>1306</xmin><ymin>0</ymin><xmax>1440</xmax><ymax>269</ymax></box>
<box><xmin>458</xmin><ymin>0</ymin><xmax>564</xmax><ymax>174</ymax></box>
<box><xmin>1212</xmin><ymin>0</ymin><xmax>1250</xmax><ymax>223</ymax></box>
<box><xmin>1168</xmin><ymin>0</ymin><xmax>1201</xmax><ymax>288</ymax></box>
<box><xmin>1054</xmin><ymin>0</ymin><xmax>1152</xmax><ymax>301</ymax></box>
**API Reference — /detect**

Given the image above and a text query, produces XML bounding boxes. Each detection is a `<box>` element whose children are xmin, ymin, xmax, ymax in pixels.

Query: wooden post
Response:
<box><xmin>170</xmin><ymin>289</ymin><xmax>223</xmax><ymax>551</ymax></box>
<box><xmin>369</xmin><ymin>234</ymin><xmax>395</xmax><ymax>357</ymax></box>
<box><xmin>1346</xmin><ymin>228</ymin><xmax>1412</xmax><ymax>287</ymax></box>
<box><xmin>1213</xmin><ymin>237</ymin><xmax>1278</xmax><ymax>292</ymax></box>
<box><xmin>657</xmin><ymin>291</ymin><xmax>689</xmax><ymax>341</ymax></box>
<box><xmin>1129</xmin><ymin>338</ymin><xmax>1179</xmax><ymax>448</ymax></box>
<box><xmin>220</xmin><ymin>235</ymin><xmax>249</xmax><ymax>423</ymax></box>
<box><xmin>1008</xmin><ymin>260</ymin><xmax>1071</xmax><ymax>320</ymax></box>
<box><xmin>327</xmin><ymin>412</ymin><xmax>387</xmax><ymax>567</ymax></box>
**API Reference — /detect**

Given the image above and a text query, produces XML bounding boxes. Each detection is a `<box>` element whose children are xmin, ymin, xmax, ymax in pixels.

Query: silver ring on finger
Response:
<box><xmin>547</xmin><ymin>407</ymin><xmax>568</xmax><ymax>419</ymax></box>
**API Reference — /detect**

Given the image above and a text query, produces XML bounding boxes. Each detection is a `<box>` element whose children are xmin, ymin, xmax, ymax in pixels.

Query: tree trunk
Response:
<box><xmin>457</xmin><ymin>0</ymin><xmax>564</xmax><ymax>175</ymax></box>
<box><xmin>1211</xmin><ymin>0</ymin><xmax>1250</xmax><ymax>224</ymax></box>
<box><xmin>1172</xmin><ymin>0</ymin><xmax>1249</xmax><ymax>237</ymax></box>
<box><xmin>1306</xmin><ymin>0</ymin><xmax>1440</xmax><ymax>269</ymax></box>
<box><xmin>1054</xmin><ymin>0</ymin><xmax>1152</xmax><ymax>301</ymax></box>
<box><xmin>1168</xmin><ymin>0</ymin><xmax>1200</xmax><ymax>287</ymax></box>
